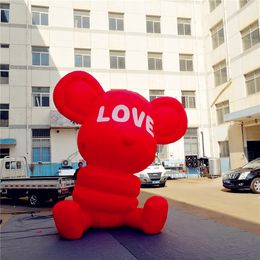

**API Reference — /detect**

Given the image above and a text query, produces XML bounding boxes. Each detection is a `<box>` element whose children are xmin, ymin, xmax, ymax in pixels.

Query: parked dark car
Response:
<box><xmin>222</xmin><ymin>158</ymin><xmax>260</xmax><ymax>193</ymax></box>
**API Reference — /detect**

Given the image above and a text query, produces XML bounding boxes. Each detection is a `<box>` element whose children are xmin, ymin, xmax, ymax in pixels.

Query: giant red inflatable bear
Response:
<box><xmin>53</xmin><ymin>71</ymin><xmax>187</xmax><ymax>239</ymax></box>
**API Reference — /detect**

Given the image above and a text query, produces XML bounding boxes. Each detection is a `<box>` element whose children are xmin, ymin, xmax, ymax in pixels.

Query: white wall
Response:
<box><xmin>51</xmin><ymin>128</ymin><xmax>81</xmax><ymax>163</ymax></box>
<box><xmin>5</xmin><ymin>0</ymin><xmax>249</xmax><ymax>165</ymax></box>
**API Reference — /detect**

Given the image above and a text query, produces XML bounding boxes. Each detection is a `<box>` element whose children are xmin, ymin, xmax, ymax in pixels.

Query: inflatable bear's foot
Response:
<box><xmin>142</xmin><ymin>196</ymin><xmax>168</xmax><ymax>234</ymax></box>
<box><xmin>53</xmin><ymin>200</ymin><xmax>91</xmax><ymax>239</ymax></box>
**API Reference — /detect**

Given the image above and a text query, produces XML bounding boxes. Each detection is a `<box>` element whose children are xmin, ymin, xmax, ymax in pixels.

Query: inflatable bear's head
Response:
<box><xmin>53</xmin><ymin>71</ymin><xmax>187</xmax><ymax>174</ymax></box>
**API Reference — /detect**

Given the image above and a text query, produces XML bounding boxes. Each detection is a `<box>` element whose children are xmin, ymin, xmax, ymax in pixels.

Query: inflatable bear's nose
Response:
<box><xmin>121</xmin><ymin>133</ymin><xmax>135</xmax><ymax>146</ymax></box>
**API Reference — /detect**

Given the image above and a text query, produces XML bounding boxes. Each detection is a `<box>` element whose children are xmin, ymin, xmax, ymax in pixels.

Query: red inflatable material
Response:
<box><xmin>53</xmin><ymin>71</ymin><xmax>188</xmax><ymax>239</ymax></box>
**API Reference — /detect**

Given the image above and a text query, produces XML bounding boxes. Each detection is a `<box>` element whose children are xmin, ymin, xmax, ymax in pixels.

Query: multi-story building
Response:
<box><xmin>0</xmin><ymin>0</ymin><xmax>259</xmax><ymax>173</ymax></box>
<box><xmin>202</xmin><ymin>0</ymin><xmax>260</xmax><ymax>169</ymax></box>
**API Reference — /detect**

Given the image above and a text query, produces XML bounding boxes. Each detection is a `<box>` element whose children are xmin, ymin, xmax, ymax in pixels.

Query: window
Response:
<box><xmin>32</xmin><ymin>129</ymin><xmax>50</xmax><ymax>163</ymax></box>
<box><xmin>211</xmin><ymin>21</ymin><xmax>224</xmax><ymax>49</ymax></box>
<box><xmin>181</xmin><ymin>91</ymin><xmax>196</xmax><ymax>108</ymax></box>
<box><xmin>184</xmin><ymin>128</ymin><xmax>198</xmax><ymax>156</ymax></box>
<box><xmin>0</xmin><ymin>64</ymin><xmax>9</xmax><ymax>84</ymax></box>
<box><xmin>32</xmin><ymin>87</ymin><xmax>50</xmax><ymax>107</ymax></box>
<box><xmin>0</xmin><ymin>3</ymin><xmax>9</xmax><ymax>23</ymax></box>
<box><xmin>32</xmin><ymin>46</ymin><xmax>49</xmax><ymax>66</ymax></box>
<box><xmin>74</xmin><ymin>49</ymin><xmax>91</xmax><ymax>68</ymax></box>
<box><xmin>74</xmin><ymin>10</ymin><xmax>90</xmax><ymax>28</ymax></box>
<box><xmin>32</xmin><ymin>6</ymin><xmax>48</xmax><ymax>25</ymax></box>
<box><xmin>148</xmin><ymin>52</ymin><xmax>163</xmax><ymax>70</ymax></box>
<box><xmin>109</xmin><ymin>12</ymin><xmax>124</xmax><ymax>31</ymax></box>
<box><xmin>177</xmin><ymin>18</ymin><xmax>191</xmax><ymax>35</ymax></box>
<box><xmin>245</xmin><ymin>68</ymin><xmax>260</xmax><ymax>95</ymax></box>
<box><xmin>216</xmin><ymin>101</ymin><xmax>229</xmax><ymax>125</ymax></box>
<box><xmin>146</xmin><ymin>15</ymin><xmax>161</xmax><ymax>33</ymax></box>
<box><xmin>157</xmin><ymin>145</ymin><xmax>168</xmax><ymax>160</ymax></box>
<box><xmin>218</xmin><ymin>141</ymin><xmax>229</xmax><ymax>157</ymax></box>
<box><xmin>179</xmin><ymin>54</ymin><xmax>193</xmax><ymax>72</ymax></box>
<box><xmin>241</xmin><ymin>21</ymin><xmax>260</xmax><ymax>51</ymax></box>
<box><xmin>149</xmin><ymin>89</ymin><xmax>164</xmax><ymax>101</ymax></box>
<box><xmin>240</xmin><ymin>0</ymin><xmax>249</xmax><ymax>8</ymax></box>
<box><xmin>0</xmin><ymin>104</ymin><xmax>9</xmax><ymax>127</ymax></box>
<box><xmin>5</xmin><ymin>161</ymin><xmax>22</xmax><ymax>170</ymax></box>
<box><xmin>213</xmin><ymin>60</ymin><xmax>227</xmax><ymax>86</ymax></box>
<box><xmin>209</xmin><ymin>0</ymin><xmax>221</xmax><ymax>12</ymax></box>
<box><xmin>110</xmin><ymin>50</ymin><xmax>125</xmax><ymax>69</ymax></box>
<box><xmin>0</xmin><ymin>148</ymin><xmax>9</xmax><ymax>158</ymax></box>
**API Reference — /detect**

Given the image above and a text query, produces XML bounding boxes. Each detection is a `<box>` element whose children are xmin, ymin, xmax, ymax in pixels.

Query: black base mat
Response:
<box><xmin>1</xmin><ymin>208</ymin><xmax>259</xmax><ymax>260</ymax></box>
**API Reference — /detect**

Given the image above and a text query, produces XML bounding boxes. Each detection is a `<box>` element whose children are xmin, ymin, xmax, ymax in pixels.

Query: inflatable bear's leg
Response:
<box><xmin>53</xmin><ymin>200</ymin><xmax>92</xmax><ymax>239</ymax></box>
<box><xmin>125</xmin><ymin>196</ymin><xmax>168</xmax><ymax>234</ymax></box>
<box><xmin>141</xmin><ymin>196</ymin><xmax>168</xmax><ymax>234</ymax></box>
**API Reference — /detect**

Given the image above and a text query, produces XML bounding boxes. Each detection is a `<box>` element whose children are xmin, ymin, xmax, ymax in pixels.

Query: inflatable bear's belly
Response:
<box><xmin>73</xmin><ymin>185</ymin><xmax>139</xmax><ymax>213</ymax></box>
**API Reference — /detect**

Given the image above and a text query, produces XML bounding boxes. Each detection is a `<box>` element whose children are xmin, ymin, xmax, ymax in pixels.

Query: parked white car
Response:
<box><xmin>134</xmin><ymin>156</ymin><xmax>167</xmax><ymax>187</ymax></box>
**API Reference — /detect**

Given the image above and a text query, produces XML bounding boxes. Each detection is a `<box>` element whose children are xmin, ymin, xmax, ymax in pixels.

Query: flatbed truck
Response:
<box><xmin>0</xmin><ymin>156</ymin><xmax>75</xmax><ymax>206</ymax></box>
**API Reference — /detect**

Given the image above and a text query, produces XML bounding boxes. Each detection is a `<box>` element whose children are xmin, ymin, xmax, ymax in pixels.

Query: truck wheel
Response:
<box><xmin>160</xmin><ymin>182</ymin><xmax>166</xmax><ymax>187</ymax></box>
<box><xmin>250</xmin><ymin>178</ymin><xmax>260</xmax><ymax>194</ymax></box>
<box><xmin>28</xmin><ymin>194</ymin><xmax>40</xmax><ymax>207</ymax></box>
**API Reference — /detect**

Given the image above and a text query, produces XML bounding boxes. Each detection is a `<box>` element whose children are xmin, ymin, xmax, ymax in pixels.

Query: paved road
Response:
<box><xmin>1</xmin><ymin>177</ymin><xmax>260</xmax><ymax>232</ymax></box>
<box><xmin>141</xmin><ymin>177</ymin><xmax>260</xmax><ymax>235</ymax></box>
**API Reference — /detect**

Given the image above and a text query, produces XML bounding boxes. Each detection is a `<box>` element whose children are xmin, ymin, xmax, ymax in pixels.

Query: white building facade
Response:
<box><xmin>202</xmin><ymin>0</ymin><xmax>260</xmax><ymax>169</ymax></box>
<box><xmin>0</xmin><ymin>0</ymin><xmax>259</xmax><ymax>172</ymax></box>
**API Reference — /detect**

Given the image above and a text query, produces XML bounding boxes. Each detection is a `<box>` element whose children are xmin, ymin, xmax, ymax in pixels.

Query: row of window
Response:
<box><xmin>2</xmin><ymin>2</ymin><xmax>258</xmax><ymax>51</ymax></box>
<box><xmin>1</xmin><ymin>14</ymin><xmax>259</xmax><ymax>83</ymax></box>
<box><xmin>0</xmin><ymin>87</ymin><xmax>50</xmax><ymax>118</ymax></box>
<box><xmin>209</xmin><ymin>0</ymin><xmax>251</xmax><ymax>12</ymax></box>
<box><xmin>0</xmin><ymin>129</ymin><xmax>51</xmax><ymax>162</ymax></box>
<box><xmin>150</xmin><ymin>90</ymin><xmax>232</xmax><ymax>126</ymax></box>
<box><xmin>182</xmin><ymin>129</ymin><xmax>230</xmax><ymax>158</ymax></box>
<box><xmin>1</xmin><ymin>1</ymin><xmax>252</xmax><ymax>28</ymax></box>
<box><xmin>1</xmin><ymin>60</ymin><xmax>259</xmax><ymax>94</ymax></box>
<box><xmin>32</xmin><ymin>48</ymin><xmax>195</xmax><ymax>72</ymax></box>
<box><xmin>0</xmin><ymin>89</ymin><xmax>196</xmax><ymax>128</ymax></box>
<box><xmin>0</xmin><ymin>3</ymin><xmax>192</xmax><ymax>36</ymax></box>
<box><xmin>211</xmin><ymin>19</ymin><xmax>260</xmax><ymax>51</ymax></box>
<box><xmin>1</xmin><ymin>128</ymin><xmax>197</xmax><ymax>162</ymax></box>
<box><xmin>0</xmin><ymin>129</ymin><xmax>229</xmax><ymax>162</ymax></box>
<box><xmin>150</xmin><ymin>90</ymin><xmax>196</xmax><ymax>109</ymax></box>
<box><xmin>0</xmin><ymin>47</ymin><xmax>194</xmax><ymax>72</ymax></box>
<box><xmin>4</xmin><ymin>88</ymin><xmax>258</xmax><ymax>128</ymax></box>
<box><xmin>2</xmin><ymin>70</ymin><xmax>259</xmax><ymax>130</ymax></box>
<box><xmin>31</xmin><ymin>20</ymin><xmax>260</xmax><ymax>57</ymax></box>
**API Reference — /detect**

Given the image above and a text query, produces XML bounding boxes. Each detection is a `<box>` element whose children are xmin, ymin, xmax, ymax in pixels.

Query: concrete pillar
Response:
<box><xmin>228</xmin><ymin>124</ymin><xmax>247</xmax><ymax>169</ymax></box>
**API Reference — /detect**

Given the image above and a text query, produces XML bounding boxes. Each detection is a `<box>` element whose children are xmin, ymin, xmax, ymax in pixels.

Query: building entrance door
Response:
<box><xmin>247</xmin><ymin>141</ymin><xmax>260</xmax><ymax>161</ymax></box>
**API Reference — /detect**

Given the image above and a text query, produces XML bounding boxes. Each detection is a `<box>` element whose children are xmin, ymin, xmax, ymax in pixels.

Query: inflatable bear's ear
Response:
<box><xmin>53</xmin><ymin>71</ymin><xmax>105</xmax><ymax>124</ymax></box>
<box><xmin>151</xmin><ymin>97</ymin><xmax>188</xmax><ymax>144</ymax></box>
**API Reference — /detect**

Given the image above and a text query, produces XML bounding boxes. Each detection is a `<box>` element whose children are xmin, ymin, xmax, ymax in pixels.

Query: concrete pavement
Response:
<box><xmin>140</xmin><ymin>177</ymin><xmax>260</xmax><ymax>235</ymax></box>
